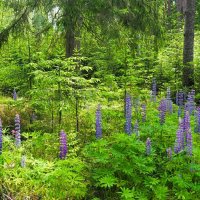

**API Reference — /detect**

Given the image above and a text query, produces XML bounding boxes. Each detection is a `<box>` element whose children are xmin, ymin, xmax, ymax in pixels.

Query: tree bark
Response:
<box><xmin>182</xmin><ymin>0</ymin><xmax>195</xmax><ymax>88</ymax></box>
<box><xmin>167</xmin><ymin>0</ymin><xmax>171</xmax><ymax>16</ymax></box>
<box><xmin>66</xmin><ymin>27</ymin><xmax>75</xmax><ymax>58</ymax></box>
<box><xmin>176</xmin><ymin>0</ymin><xmax>187</xmax><ymax>14</ymax></box>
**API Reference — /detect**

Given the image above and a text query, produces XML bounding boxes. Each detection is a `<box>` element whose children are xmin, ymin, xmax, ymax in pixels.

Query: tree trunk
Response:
<box><xmin>66</xmin><ymin>27</ymin><xmax>75</xmax><ymax>58</ymax></box>
<box><xmin>65</xmin><ymin>17</ymin><xmax>82</xmax><ymax>58</ymax></box>
<box><xmin>176</xmin><ymin>0</ymin><xmax>187</xmax><ymax>13</ymax></box>
<box><xmin>167</xmin><ymin>0</ymin><xmax>171</xmax><ymax>16</ymax></box>
<box><xmin>182</xmin><ymin>0</ymin><xmax>195</xmax><ymax>88</ymax></box>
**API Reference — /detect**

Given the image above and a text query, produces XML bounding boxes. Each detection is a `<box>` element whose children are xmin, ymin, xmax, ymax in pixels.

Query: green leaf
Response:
<box><xmin>99</xmin><ymin>175</ymin><xmax>117</xmax><ymax>188</ymax></box>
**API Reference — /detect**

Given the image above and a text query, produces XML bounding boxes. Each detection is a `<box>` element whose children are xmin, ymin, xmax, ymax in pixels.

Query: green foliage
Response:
<box><xmin>2</xmin><ymin>133</ymin><xmax>87</xmax><ymax>200</ymax></box>
<box><xmin>84</xmin><ymin>133</ymin><xmax>155</xmax><ymax>199</ymax></box>
<box><xmin>0</xmin><ymin>1</ymin><xmax>200</xmax><ymax>199</ymax></box>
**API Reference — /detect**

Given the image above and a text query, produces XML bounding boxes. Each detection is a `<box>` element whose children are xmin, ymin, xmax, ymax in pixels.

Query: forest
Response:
<box><xmin>0</xmin><ymin>0</ymin><xmax>200</xmax><ymax>199</ymax></box>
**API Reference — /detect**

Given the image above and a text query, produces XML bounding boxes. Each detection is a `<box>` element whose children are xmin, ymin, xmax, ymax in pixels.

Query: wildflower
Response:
<box><xmin>125</xmin><ymin>94</ymin><xmax>132</xmax><ymax>135</ymax></box>
<box><xmin>15</xmin><ymin>114</ymin><xmax>21</xmax><ymax>147</ymax></box>
<box><xmin>96</xmin><ymin>104</ymin><xmax>102</xmax><ymax>139</ymax></box>
<box><xmin>174</xmin><ymin>127</ymin><xmax>184</xmax><ymax>153</ymax></box>
<box><xmin>166</xmin><ymin>87</ymin><xmax>173</xmax><ymax>114</ymax></box>
<box><xmin>158</xmin><ymin>99</ymin><xmax>167</xmax><ymax>125</ymax></box>
<box><xmin>13</xmin><ymin>89</ymin><xmax>17</xmax><ymax>100</ymax></box>
<box><xmin>146</xmin><ymin>137</ymin><xmax>151</xmax><ymax>155</ymax></box>
<box><xmin>151</xmin><ymin>78</ymin><xmax>156</xmax><ymax>102</ymax></box>
<box><xmin>186</xmin><ymin>129</ymin><xmax>192</xmax><ymax>156</ymax></box>
<box><xmin>177</xmin><ymin>90</ymin><xmax>184</xmax><ymax>106</ymax></box>
<box><xmin>183</xmin><ymin>111</ymin><xmax>190</xmax><ymax>134</ymax></box>
<box><xmin>0</xmin><ymin>118</ymin><xmax>2</xmax><ymax>154</ymax></box>
<box><xmin>59</xmin><ymin>130</ymin><xmax>67</xmax><ymax>159</ymax></box>
<box><xmin>174</xmin><ymin>112</ymin><xmax>192</xmax><ymax>155</ymax></box>
<box><xmin>176</xmin><ymin>91</ymin><xmax>184</xmax><ymax>117</ymax></box>
<box><xmin>186</xmin><ymin>90</ymin><xmax>195</xmax><ymax>115</ymax></box>
<box><xmin>178</xmin><ymin>118</ymin><xmax>185</xmax><ymax>150</ymax></box>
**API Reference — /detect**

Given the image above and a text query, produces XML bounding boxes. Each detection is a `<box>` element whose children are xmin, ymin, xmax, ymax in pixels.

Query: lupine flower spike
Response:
<box><xmin>186</xmin><ymin>129</ymin><xmax>192</xmax><ymax>156</ymax></box>
<box><xmin>186</xmin><ymin>91</ymin><xmax>195</xmax><ymax>115</ymax></box>
<box><xmin>0</xmin><ymin>118</ymin><xmax>2</xmax><ymax>154</ymax></box>
<box><xmin>151</xmin><ymin>78</ymin><xmax>156</xmax><ymax>102</ymax></box>
<box><xmin>183</xmin><ymin>111</ymin><xmax>190</xmax><ymax>134</ymax></box>
<box><xmin>177</xmin><ymin>91</ymin><xmax>184</xmax><ymax>107</ymax></box>
<box><xmin>146</xmin><ymin>138</ymin><xmax>151</xmax><ymax>155</ymax></box>
<box><xmin>59</xmin><ymin>130</ymin><xmax>67</xmax><ymax>159</ymax></box>
<box><xmin>96</xmin><ymin>104</ymin><xmax>102</xmax><ymax>139</ymax></box>
<box><xmin>125</xmin><ymin>94</ymin><xmax>132</xmax><ymax>135</ymax></box>
<box><xmin>174</xmin><ymin>111</ymin><xmax>192</xmax><ymax>154</ymax></box>
<box><xmin>158</xmin><ymin>99</ymin><xmax>167</xmax><ymax>125</ymax></box>
<box><xmin>166</xmin><ymin>87</ymin><xmax>173</xmax><ymax>114</ymax></box>
<box><xmin>174</xmin><ymin>125</ymin><xmax>184</xmax><ymax>153</ymax></box>
<box><xmin>177</xmin><ymin>90</ymin><xmax>184</xmax><ymax>117</ymax></box>
<box><xmin>13</xmin><ymin>89</ymin><xmax>17</xmax><ymax>100</ymax></box>
<box><xmin>15</xmin><ymin>114</ymin><xmax>21</xmax><ymax>147</ymax></box>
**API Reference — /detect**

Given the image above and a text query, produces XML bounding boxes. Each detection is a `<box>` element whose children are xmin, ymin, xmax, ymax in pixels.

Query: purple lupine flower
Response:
<box><xmin>125</xmin><ymin>94</ymin><xmax>132</xmax><ymax>135</ymax></box>
<box><xmin>186</xmin><ymin>129</ymin><xmax>192</xmax><ymax>156</ymax></box>
<box><xmin>146</xmin><ymin>138</ymin><xmax>151</xmax><ymax>155</ymax></box>
<box><xmin>174</xmin><ymin>127</ymin><xmax>184</xmax><ymax>154</ymax></box>
<box><xmin>178</xmin><ymin>91</ymin><xmax>184</xmax><ymax>106</ymax></box>
<box><xmin>15</xmin><ymin>114</ymin><xmax>21</xmax><ymax>147</ymax></box>
<box><xmin>151</xmin><ymin>78</ymin><xmax>156</xmax><ymax>102</ymax></box>
<box><xmin>177</xmin><ymin>91</ymin><xmax>184</xmax><ymax>117</ymax></box>
<box><xmin>0</xmin><ymin>118</ymin><xmax>2</xmax><ymax>154</ymax></box>
<box><xmin>96</xmin><ymin>104</ymin><xmax>102</xmax><ymax>138</ymax></box>
<box><xmin>175</xmin><ymin>112</ymin><xmax>192</xmax><ymax>154</ymax></box>
<box><xmin>166</xmin><ymin>147</ymin><xmax>172</xmax><ymax>159</ymax></box>
<box><xmin>183</xmin><ymin>111</ymin><xmax>190</xmax><ymax>135</ymax></box>
<box><xmin>21</xmin><ymin>155</ymin><xmax>26</xmax><ymax>168</ymax></box>
<box><xmin>59</xmin><ymin>130</ymin><xmax>67</xmax><ymax>159</ymax></box>
<box><xmin>158</xmin><ymin>99</ymin><xmax>167</xmax><ymax>125</ymax></box>
<box><xmin>183</xmin><ymin>111</ymin><xmax>192</xmax><ymax>156</ymax></box>
<box><xmin>141</xmin><ymin>104</ymin><xmax>146</xmax><ymax>122</ymax></box>
<box><xmin>178</xmin><ymin>118</ymin><xmax>185</xmax><ymax>150</ymax></box>
<box><xmin>166</xmin><ymin>87</ymin><xmax>173</xmax><ymax>114</ymax></box>
<box><xmin>133</xmin><ymin>120</ymin><xmax>139</xmax><ymax>136</ymax></box>
<box><xmin>13</xmin><ymin>89</ymin><xmax>17</xmax><ymax>100</ymax></box>
<box><xmin>186</xmin><ymin>90</ymin><xmax>195</xmax><ymax>115</ymax></box>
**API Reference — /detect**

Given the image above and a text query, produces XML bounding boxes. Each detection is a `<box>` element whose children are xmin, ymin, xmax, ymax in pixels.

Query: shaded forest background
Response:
<box><xmin>0</xmin><ymin>0</ymin><xmax>200</xmax><ymax>130</ymax></box>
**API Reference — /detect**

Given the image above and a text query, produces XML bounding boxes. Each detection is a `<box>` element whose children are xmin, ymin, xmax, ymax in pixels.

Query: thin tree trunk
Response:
<box><xmin>58</xmin><ymin>66</ymin><xmax>62</xmax><ymax>125</ymax></box>
<box><xmin>75</xmin><ymin>96</ymin><xmax>79</xmax><ymax>132</ymax></box>
<box><xmin>182</xmin><ymin>0</ymin><xmax>195</xmax><ymax>88</ymax></box>
<box><xmin>167</xmin><ymin>0</ymin><xmax>171</xmax><ymax>16</ymax></box>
